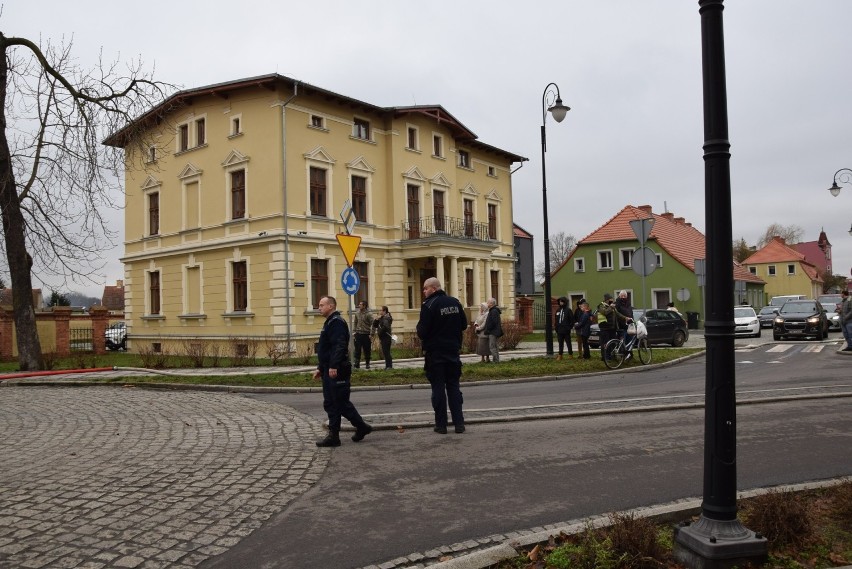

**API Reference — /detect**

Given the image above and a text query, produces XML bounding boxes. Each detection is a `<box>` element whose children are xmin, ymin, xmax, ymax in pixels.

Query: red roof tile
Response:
<box><xmin>513</xmin><ymin>223</ymin><xmax>533</xmax><ymax>239</ymax></box>
<box><xmin>580</xmin><ymin>205</ymin><xmax>706</xmax><ymax>271</ymax></box>
<box><xmin>742</xmin><ymin>237</ymin><xmax>823</xmax><ymax>284</ymax></box>
<box><xmin>101</xmin><ymin>285</ymin><xmax>125</xmax><ymax>311</ymax></box>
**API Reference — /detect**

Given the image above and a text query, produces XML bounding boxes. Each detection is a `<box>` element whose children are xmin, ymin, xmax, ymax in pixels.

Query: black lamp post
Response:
<box><xmin>540</xmin><ymin>83</ymin><xmax>569</xmax><ymax>357</ymax></box>
<box><xmin>673</xmin><ymin>1</ymin><xmax>768</xmax><ymax>566</ymax></box>
<box><xmin>827</xmin><ymin>167</ymin><xmax>852</xmax><ymax>197</ymax></box>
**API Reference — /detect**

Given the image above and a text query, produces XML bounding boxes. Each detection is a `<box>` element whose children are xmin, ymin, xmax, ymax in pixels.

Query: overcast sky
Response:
<box><xmin>4</xmin><ymin>1</ymin><xmax>852</xmax><ymax>298</ymax></box>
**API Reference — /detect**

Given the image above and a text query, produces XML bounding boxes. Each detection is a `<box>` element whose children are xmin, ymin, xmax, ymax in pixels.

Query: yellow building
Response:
<box><xmin>105</xmin><ymin>74</ymin><xmax>527</xmax><ymax>353</ymax></box>
<box><xmin>741</xmin><ymin>236</ymin><xmax>823</xmax><ymax>302</ymax></box>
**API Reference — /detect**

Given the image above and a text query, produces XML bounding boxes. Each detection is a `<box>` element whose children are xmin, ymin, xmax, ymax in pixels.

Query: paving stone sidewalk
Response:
<box><xmin>0</xmin><ymin>387</ymin><xmax>327</xmax><ymax>569</ymax></box>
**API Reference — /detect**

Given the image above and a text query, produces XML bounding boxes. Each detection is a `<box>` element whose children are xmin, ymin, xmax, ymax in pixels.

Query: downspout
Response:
<box><xmin>281</xmin><ymin>82</ymin><xmax>299</xmax><ymax>347</ymax></box>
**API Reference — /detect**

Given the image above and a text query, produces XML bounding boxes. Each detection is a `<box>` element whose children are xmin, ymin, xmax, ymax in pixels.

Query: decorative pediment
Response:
<box><xmin>430</xmin><ymin>172</ymin><xmax>451</xmax><ymax>188</ymax></box>
<box><xmin>304</xmin><ymin>146</ymin><xmax>336</xmax><ymax>164</ymax></box>
<box><xmin>221</xmin><ymin>149</ymin><xmax>250</xmax><ymax>167</ymax></box>
<box><xmin>347</xmin><ymin>155</ymin><xmax>375</xmax><ymax>173</ymax></box>
<box><xmin>485</xmin><ymin>188</ymin><xmax>502</xmax><ymax>201</ymax></box>
<box><xmin>141</xmin><ymin>175</ymin><xmax>162</xmax><ymax>190</ymax></box>
<box><xmin>402</xmin><ymin>165</ymin><xmax>426</xmax><ymax>182</ymax></box>
<box><xmin>460</xmin><ymin>182</ymin><xmax>479</xmax><ymax>196</ymax></box>
<box><xmin>177</xmin><ymin>163</ymin><xmax>203</xmax><ymax>180</ymax></box>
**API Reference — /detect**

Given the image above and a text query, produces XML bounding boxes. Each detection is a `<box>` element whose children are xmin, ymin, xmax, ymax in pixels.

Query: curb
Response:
<box><xmin>382</xmin><ymin>477</ymin><xmax>849</xmax><ymax>569</ymax></box>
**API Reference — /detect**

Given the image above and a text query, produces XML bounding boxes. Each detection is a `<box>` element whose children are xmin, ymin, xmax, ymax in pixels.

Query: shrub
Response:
<box><xmin>742</xmin><ymin>487</ymin><xmax>813</xmax><ymax>547</ymax></box>
<box><xmin>180</xmin><ymin>339</ymin><xmax>208</xmax><ymax>368</ymax></box>
<box><xmin>396</xmin><ymin>332</ymin><xmax>422</xmax><ymax>358</ymax></box>
<box><xmin>605</xmin><ymin>512</ymin><xmax>664</xmax><ymax>568</ymax></box>
<box><xmin>138</xmin><ymin>344</ymin><xmax>170</xmax><ymax>369</ymax></box>
<box><xmin>464</xmin><ymin>323</ymin><xmax>478</xmax><ymax>354</ymax></box>
<box><xmin>263</xmin><ymin>337</ymin><xmax>290</xmax><ymax>366</ymax></box>
<box><xmin>498</xmin><ymin>319</ymin><xmax>525</xmax><ymax>350</ymax></box>
<box><xmin>41</xmin><ymin>351</ymin><xmax>58</xmax><ymax>371</ymax></box>
<box><xmin>228</xmin><ymin>337</ymin><xmax>259</xmax><ymax>366</ymax></box>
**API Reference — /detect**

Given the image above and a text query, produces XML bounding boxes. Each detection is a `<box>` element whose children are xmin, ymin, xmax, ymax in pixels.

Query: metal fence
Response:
<box><xmin>532</xmin><ymin>302</ymin><xmax>547</xmax><ymax>330</ymax></box>
<box><xmin>69</xmin><ymin>328</ymin><xmax>94</xmax><ymax>352</ymax></box>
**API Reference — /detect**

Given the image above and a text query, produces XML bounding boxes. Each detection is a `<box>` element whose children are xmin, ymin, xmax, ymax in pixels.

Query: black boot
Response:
<box><xmin>316</xmin><ymin>429</ymin><xmax>341</xmax><ymax>447</ymax></box>
<box><xmin>352</xmin><ymin>422</ymin><xmax>373</xmax><ymax>442</ymax></box>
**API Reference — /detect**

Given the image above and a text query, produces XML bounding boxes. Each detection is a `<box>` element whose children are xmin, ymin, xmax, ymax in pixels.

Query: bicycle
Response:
<box><xmin>603</xmin><ymin>322</ymin><xmax>651</xmax><ymax>369</ymax></box>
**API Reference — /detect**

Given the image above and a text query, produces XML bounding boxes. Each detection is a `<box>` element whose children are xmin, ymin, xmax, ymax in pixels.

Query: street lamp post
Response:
<box><xmin>540</xmin><ymin>83</ymin><xmax>569</xmax><ymax>357</ymax></box>
<box><xmin>826</xmin><ymin>169</ymin><xmax>852</xmax><ymax>236</ymax></box>
<box><xmin>827</xmin><ymin>167</ymin><xmax>852</xmax><ymax>197</ymax></box>
<box><xmin>673</xmin><ymin>1</ymin><xmax>768</xmax><ymax>566</ymax></box>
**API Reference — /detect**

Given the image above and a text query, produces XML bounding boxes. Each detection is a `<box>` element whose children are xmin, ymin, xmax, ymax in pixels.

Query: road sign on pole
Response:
<box><xmin>341</xmin><ymin>267</ymin><xmax>360</xmax><ymax>295</ymax></box>
<box><xmin>340</xmin><ymin>200</ymin><xmax>355</xmax><ymax>236</ymax></box>
<box><xmin>336</xmin><ymin>234</ymin><xmax>361</xmax><ymax>267</ymax></box>
<box><xmin>629</xmin><ymin>217</ymin><xmax>655</xmax><ymax>245</ymax></box>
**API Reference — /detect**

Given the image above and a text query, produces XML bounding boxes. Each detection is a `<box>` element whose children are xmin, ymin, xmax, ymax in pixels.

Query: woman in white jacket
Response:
<box><xmin>473</xmin><ymin>302</ymin><xmax>490</xmax><ymax>362</ymax></box>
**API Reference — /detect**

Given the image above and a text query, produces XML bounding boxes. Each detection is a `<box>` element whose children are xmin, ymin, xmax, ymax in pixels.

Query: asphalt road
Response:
<box><xmin>202</xmin><ymin>341</ymin><xmax>852</xmax><ymax>569</ymax></box>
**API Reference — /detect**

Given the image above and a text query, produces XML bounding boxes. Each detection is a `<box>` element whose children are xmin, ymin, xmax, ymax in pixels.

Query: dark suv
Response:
<box><xmin>772</xmin><ymin>300</ymin><xmax>829</xmax><ymax>341</ymax></box>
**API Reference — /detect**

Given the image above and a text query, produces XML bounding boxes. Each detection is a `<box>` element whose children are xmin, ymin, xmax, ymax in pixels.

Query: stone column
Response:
<box><xmin>473</xmin><ymin>259</ymin><xmax>482</xmax><ymax>306</ymax></box>
<box><xmin>436</xmin><ymin>256</ymin><xmax>445</xmax><ymax>287</ymax></box>
<box><xmin>449</xmin><ymin>256</ymin><xmax>459</xmax><ymax>298</ymax></box>
<box><xmin>52</xmin><ymin>306</ymin><xmax>72</xmax><ymax>357</ymax></box>
<box><xmin>0</xmin><ymin>306</ymin><xmax>14</xmax><ymax>360</ymax></box>
<box><xmin>89</xmin><ymin>306</ymin><xmax>111</xmax><ymax>355</ymax></box>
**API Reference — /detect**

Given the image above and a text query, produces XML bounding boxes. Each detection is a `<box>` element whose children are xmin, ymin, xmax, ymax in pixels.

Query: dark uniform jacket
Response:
<box><xmin>554</xmin><ymin>298</ymin><xmax>575</xmax><ymax>334</ymax></box>
<box><xmin>317</xmin><ymin>310</ymin><xmax>350</xmax><ymax>376</ymax></box>
<box><xmin>416</xmin><ymin>290</ymin><xmax>468</xmax><ymax>363</ymax></box>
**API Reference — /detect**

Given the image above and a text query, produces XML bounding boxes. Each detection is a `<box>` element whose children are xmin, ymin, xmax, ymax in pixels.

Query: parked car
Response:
<box><xmin>769</xmin><ymin>294</ymin><xmax>807</xmax><ymax>307</ymax></box>
<box><xmin>589</xmin><ymin>308</ymin><xmax>689</xmax><ymax>348</ymax></box>
<box><xmin>105</xmin><ymin>321</ymin><xmax>127</xmax><ymax>351</ymax></box>
<box><xmin>817</xmin><ymin>294</ymin><xmax>843</xmax><ymax>331</ymax></box>
<box><xmin>757</xmin><ymin>306</ymin><xmax>780</xmax><ymax>328</ymax></box>
<box><xmin>772</xmin><ymin>300</ymin><xmax>829</xmax><ymax>341</ymax></box>
<box><xmin>733</xmin><ymin>306</ymin><xmax>761</xmax><ymax>338</ymax></box>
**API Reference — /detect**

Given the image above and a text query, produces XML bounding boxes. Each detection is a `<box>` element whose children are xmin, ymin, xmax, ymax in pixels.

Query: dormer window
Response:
<box><xmin>458</xmin><ymin>149</ymin><xmax>470</xmax><ymax>168</ymax></box>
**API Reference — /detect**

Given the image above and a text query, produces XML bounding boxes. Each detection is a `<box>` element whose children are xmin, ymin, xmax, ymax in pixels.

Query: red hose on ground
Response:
<box><xmin>0</xmin><ymin>367</ymin><xmax>115</xmax><ymax>380</ymax></box>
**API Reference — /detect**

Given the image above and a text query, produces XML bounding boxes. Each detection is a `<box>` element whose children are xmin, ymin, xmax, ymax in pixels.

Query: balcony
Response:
<box><xmin>402</xmin><ymin>216</ymin><xmax>492</xmax><ymax>242</ymax></box>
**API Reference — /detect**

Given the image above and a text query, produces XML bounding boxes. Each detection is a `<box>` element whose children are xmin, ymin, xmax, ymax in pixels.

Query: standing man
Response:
<box><xmin>596</xmin><ymin>293</ymin><xmax>617</xmax><ymax>361</ymax></box>
<box><xmin>840</xmin><ymin>289</ymin><xmax>852</xmax><ymax>351</ymax></box>
<box><xmin>353</xmin><ymin>300</ymin><xmax>374</xmax><ymax>369</ymax></box>
<box><xmin>313</xmin><ymin>296</ymin><xmax>372</xmax><ymax>447</ymax></box>
<box><xmin>483</xmin><ymin>297</ymin><xmax>503</xmax><ymax>363</ymax></box>
<box><xmin>417</xmin><ymin>277</ymin><xmax>468</xmax><ymax>434</ymax></box>
<box><xmin>372</xmin><ymin>305</ymin><xmax>394</xmax><ymax>369</ymax></box>
<box><xmin>554</xmin><ymin>296</ymin><xmax>574</xmax><ymax>360</ymax></box>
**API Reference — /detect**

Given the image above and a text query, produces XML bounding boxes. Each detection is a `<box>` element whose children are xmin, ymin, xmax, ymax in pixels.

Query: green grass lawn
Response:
<box><xmin>1</xmin><ymin>345</ymin><xmax>703</xmax><ymax>387</ymax></box>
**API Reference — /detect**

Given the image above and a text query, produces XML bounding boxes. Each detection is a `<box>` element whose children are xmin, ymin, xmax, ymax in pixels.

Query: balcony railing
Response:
<box><xmin>402</xmin><ymin>216</ymin><xmax>492</xmax><ymax>242</ymax></box>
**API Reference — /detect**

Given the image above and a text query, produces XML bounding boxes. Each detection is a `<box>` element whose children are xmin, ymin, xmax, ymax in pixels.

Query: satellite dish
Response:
<box><xmin>677</xmin><ymin>288</ymin><xmax>691</xmax><ymax>302</ymax></box>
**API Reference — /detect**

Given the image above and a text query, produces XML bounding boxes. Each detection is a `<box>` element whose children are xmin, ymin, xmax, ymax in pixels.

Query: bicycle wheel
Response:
<box><xmin>637</xmin><ymin>338</ymin><xmax>652</xmax><ymax>364</ymax></box>
<box><xmin>603</xmin><ymin>339</ymin><xmax>624</xmax><ymax>369</ymax></box>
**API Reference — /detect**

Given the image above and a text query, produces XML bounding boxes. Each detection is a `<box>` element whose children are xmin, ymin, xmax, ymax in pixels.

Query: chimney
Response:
<box><xmin>674</xmin><ymin>217</ymin><xmax>685</xmax><ymax>225</ymax></box>
<box><xmin>116</xmin><ymin>279</ymin><xmax>124</xmax><ymax>287</ymax></box>
<box><xmin>638</xmin><ymin>205</ymin><xmax>653</xmax><ymax>215</ymax></box>
<box><xmin>661</xmin><ymin>212</ymin><xmax>674</xmax><ymax>221</ymax></box>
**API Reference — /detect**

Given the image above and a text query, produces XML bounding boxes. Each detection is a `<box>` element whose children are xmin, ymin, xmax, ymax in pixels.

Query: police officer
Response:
<box><xmin>416</xmin><ymin>277</ymin><xmax>468</xmax><ymax>434</ymax></box>
<box><xmin>313</xmin><ymin>295</ymin><xmax>372</xmax><ymax>447</ymax></box>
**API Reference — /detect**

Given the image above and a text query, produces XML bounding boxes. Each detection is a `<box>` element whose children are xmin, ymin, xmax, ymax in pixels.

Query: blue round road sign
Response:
<box><xmin>341</xmin><ymin>267</ymin><xmax>360</xmax><ymax>295</ymax></box>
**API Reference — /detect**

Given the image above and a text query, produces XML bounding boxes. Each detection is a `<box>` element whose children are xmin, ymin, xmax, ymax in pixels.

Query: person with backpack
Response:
<box><xmin>554</xmin><ymin>296</ymin><xmax>575</xmax><ymax>360</ymax></box>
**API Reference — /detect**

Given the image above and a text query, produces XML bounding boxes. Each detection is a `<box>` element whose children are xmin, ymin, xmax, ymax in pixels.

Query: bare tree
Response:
<box><xmin>0</xmin><ymin>32</ymin><xmax>172</xmax><ymax>369</ymax></box>
<box><xmin>536</xmin><ymin>231</ymin><xmax>576</xmax><ymax>280</ymax></box>
<box><xmin>756</xmin><ymin>223</ymin><xmax>804</xmax><ymax>248</ymax></box>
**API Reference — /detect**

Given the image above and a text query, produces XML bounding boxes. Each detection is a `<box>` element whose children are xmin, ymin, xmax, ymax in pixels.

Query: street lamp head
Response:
<box><xmin>848</xmin><ymin>223</ymin><xmax>852</xmax><ymax>237</ymax></box>
<box><xmin>549</xmin><ymin>98</ymin><xmax>570</xmax><ymax>123</ymax></box>
<box><xmin>829</xmin><ymin>182</ymin><xmax>842</xmax><ymax>197</ymax></box>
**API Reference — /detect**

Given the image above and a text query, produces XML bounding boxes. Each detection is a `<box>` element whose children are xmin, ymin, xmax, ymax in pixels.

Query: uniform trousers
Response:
<box><xmin>321</xmin><ymin>372</ymin><xmax>366</xmax><ymax>432</ymax></box>
<box><xmin>424</xmin><ymin>358</ymin><xmax>464</xmax><ymax>429</ymax></box>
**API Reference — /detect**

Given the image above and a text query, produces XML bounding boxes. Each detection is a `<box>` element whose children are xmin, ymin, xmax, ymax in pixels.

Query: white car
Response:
<box><xmin>733</xmin><ymin>306</ymin><xmax>761</xmax><ymax>338</ymax></box>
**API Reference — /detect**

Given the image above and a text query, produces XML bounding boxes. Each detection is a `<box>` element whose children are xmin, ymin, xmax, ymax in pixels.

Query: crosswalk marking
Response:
<box><xmin>766</xmin><ymin>345</ymin><xmax>793</xmax><ymax>353</ymax></box>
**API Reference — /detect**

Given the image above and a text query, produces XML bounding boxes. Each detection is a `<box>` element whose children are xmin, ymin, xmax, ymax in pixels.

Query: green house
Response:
<box><xmin>549</xmin><ymin>205</ymin><xmax>765</xmax><ymax>326</ymax></box>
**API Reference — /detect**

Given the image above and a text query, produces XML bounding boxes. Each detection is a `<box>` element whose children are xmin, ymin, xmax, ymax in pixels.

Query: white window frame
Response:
<box><xmin>223</xmin><ymin>152</ymin><xmax>250</xmax><ymax>222</ymax></box>
<box><xmin>181</xmin><ymin>262</ymin><xmax>205</xmax><ymax>317</ymax></box>
<box><xmin>432</xmin><ymin>133</ymin><xmax>444</xmax><ymax>159</ymax></box>
<box><xmin>574</xmin><ymin>257</ymin><xmax>585</xmax><ymax>273</ymax></box>
<box><xmin>597</xmin><ymin>249</ymin><xmax>614</xmax><ymax>271</ymax></box>
<box><xmin>175</xmin><ymin>114</ymin><xmax>208</xmax><ymax>152</ymax></box>
<box><xmin>226</xmin><ymin>253</ymin><xmax>251</xmax><ymax>314</ymax></box>
<box><xmin>787</xmin><ymin>264</ymin><xmax>796</xmax><ymax>275</ymax></box>
<box><xmin>406</xmin><ymin>124</ymin><xmax>420</xmax><ymax>151</ymax></box>
<box><xmin>145</xmin><ymin>267</ymin><xmax>163</xmax><ymax>317</ymax></box>
<box><xmin>458</xmin><ymin>148</ymin><xmax>471</xmax><ymax>169</ymax></box>
<box><xmin>619</xmin><ymin>247</ymin><xmax>635</xmax><ymax>269</ymax></box>
<box><xmin>309</xmin><ymin>114</ymin><xmax>326</xmax><ymax>130</ymax></box>
<box><xmin>768</xmin><ymin>265</ymin><xmax>776</xmax><ymax>276</ymax></box>
<box><xmin>347</xmin><ymin>156</ymin><xmax>375</xmax><ymax>225</ymax></box>
<box><xmin>352</xmin><ymin>117</ymin><xmax>371</xmax><ymax>141</ymax></box>
<box><xmin>229</xmin><ymin>114</ymin><xmax>243</xmax><ymax>137</ymax></box>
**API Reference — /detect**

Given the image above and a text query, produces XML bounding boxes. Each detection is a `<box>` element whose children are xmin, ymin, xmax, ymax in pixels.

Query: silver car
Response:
<box><xmin>817</xmin><ymin>294</ymin><xmax>842</xmax><ymax>331</ymax></box>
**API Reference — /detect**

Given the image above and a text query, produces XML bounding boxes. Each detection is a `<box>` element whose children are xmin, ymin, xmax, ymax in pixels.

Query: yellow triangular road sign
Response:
<box><xmin>336</xmin><ymin>234</ymin><xmax>361</xmax><ymax>267</ymax></box>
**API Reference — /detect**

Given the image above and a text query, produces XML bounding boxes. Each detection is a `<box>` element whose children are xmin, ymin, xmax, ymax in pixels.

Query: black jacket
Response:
<box><xmin>416</xmin><ymin>290</ymin><xmax>468</xmax><ymax>362</ymax></box>
<box><xmin>554</xmin><ymin>298</ymin><xmax>574</xmax><ymax>334</ymax></box>
<box><xmin>615</xmin><ymin>297</ymin><xmax>634</xmax><ymax>330</ymax></box>
<box><xmin>484</xmin><ymin>306</ymin><xmax>503</xmax><ymax>337</ymax></box>
<box><xmin>317</xmin><ymin>311</ymin><xmax>350</xmax><ymax>373</ymax></box>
